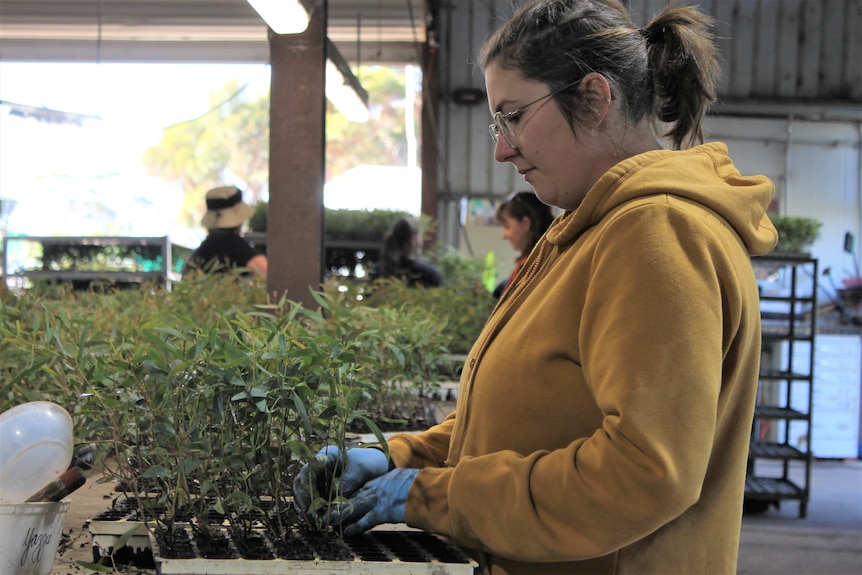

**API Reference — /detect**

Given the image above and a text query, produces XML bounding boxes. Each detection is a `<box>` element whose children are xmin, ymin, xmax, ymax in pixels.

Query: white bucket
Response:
<box><xmin>0</xmin><ymin>500</ymin><xmax>71</xmax><ymax>575</ymax></box>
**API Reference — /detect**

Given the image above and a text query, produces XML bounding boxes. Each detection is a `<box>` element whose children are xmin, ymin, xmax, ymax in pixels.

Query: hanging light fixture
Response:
<box><xmin>248</xmin><ymin>1</ymin><xmax>369</xmax><ymax>122</ymax></box>
<box><xmin>325</xmin><ymin>39</ymin><xmax>370</xmax><ymax>123</ymax></box>
<box><xmin>246</xmin><ymin>0</ymin><xmax>311</xmax><ymax>35</ymax></box>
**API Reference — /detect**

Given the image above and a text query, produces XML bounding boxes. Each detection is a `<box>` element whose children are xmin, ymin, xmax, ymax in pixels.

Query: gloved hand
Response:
<box><xmin>292</xmin><ymin>446</ymin><xmax>389</xmax><ymax>523</ymax></box>
<box><xmin>330</xmin><ymin>467</ymin><xmax>419</xmax><ymax>537</ymax></box>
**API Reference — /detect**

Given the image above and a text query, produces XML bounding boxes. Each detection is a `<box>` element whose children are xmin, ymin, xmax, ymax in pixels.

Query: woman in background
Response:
<box><xmin>493</xmin><ymin>191</ymin><xmax>555</xmax><ymax>298</ymax></box>
<box><xmin>183</xmin><ymin>186</ymin><xmax>268</xmax><ymax>278</ymax></box>
<box><xmin>371</xmin><ymin>217</ymin><xmax>444</xmax><ymax>288</ymax></box>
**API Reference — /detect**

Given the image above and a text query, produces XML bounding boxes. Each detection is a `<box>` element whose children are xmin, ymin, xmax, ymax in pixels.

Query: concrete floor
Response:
<box><xmin>48</xmin><ymin>459</ymin><xmax>861</xmax><ymax>575</ymax></box>
<box><xmin>737</xmin><ymin>458</ymin><xmax>862</xmax><ymax>575</ymax></box>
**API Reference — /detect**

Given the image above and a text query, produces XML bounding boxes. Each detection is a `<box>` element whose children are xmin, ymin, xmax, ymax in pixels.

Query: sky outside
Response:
<box><xmin>0</xmin><ymin>62</ymin><xmax>270</xmax><ymax>243</ymax></box>
<box><xmin>0</xmin><ymin>62</ymin><xmax>421</xmax><ymax>246</ymax></box>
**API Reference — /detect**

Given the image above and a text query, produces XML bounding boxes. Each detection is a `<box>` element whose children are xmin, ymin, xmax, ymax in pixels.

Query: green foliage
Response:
<box><xmin>249</xmin><ymin>205</ymin><xmax>414</xmax><ymax>240</ymax></box>
<box><xmin>771</xmin><ymin>215</ymin><xmax>823</xmax><ymax>254</ymax></box>
<box><xmin>142</xmin><ymin>67</ymin><xmax>415</xmax><ymax>229</ymax></box>
<box><xmin>12</xmin><ymin>239</ymin><xmax>193</xmax><ymax>274</ymax></box>
<box><xmin>321</xmin><ymin>242</ymin><xmax>495</xmax><ymax>358</ymax></box>
<box><xmin>326</xmin><ymin>66</ymin><xmax>419</xmax><ymax>176</ymax></box>
<box><xmin>249</xmin><ymin>202</ymin><xmax>430</xmax><ymax>246</ymax></box>
<box><xmin>249</xmin><ymin>201</ymin><xmax>268</xmax><ymax>233</ymax></box>
<box><xmin>325</xmin><ymin>208</ymin><xmax>415</xmax><ymax>241</ymax></box>
<box><xmin>0</xmin><ymin>271</ymin><xmax>476</xmax><ymax>548</ymax></box>
<box><xmin>310</xmin><ymin>281</ymin><xmax>453</xmax><ymax>427</ymax></box>
<box><xmin>428</xmin><ymin>247</ymin><xmax>497</xmax><ymax>356</ymax></box>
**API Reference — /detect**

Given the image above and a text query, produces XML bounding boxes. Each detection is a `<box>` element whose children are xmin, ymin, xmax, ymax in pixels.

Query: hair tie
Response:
<box><xmin>639</xmin><ymin>26</ymin><xmax>663</xmax><ymax>46</ymax></box>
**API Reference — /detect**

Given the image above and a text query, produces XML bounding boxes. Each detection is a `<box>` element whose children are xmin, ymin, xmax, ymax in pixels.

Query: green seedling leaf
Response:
<box><xmin>75</xmin><ymin>561</ymin><xmax>115</xmax><ymax>573</ymax></box>
<box><xmin>181</xmin><ymin>459</ymin><xmax>203</xmax><ymax>474</ymax></box>
<box><xmin>141</xmin><ymin>465</ymin><xmax>170</xmax><ymax>479</ymax></box>
<box><xmin>200</xmin><ymin>479</ymin><xmax>214</xmax><ymax>497</ymax></box>
<box><xmin>7</xmin><ymin>358</ymin><xmax>50</xmax><ymax>386</ymax></box>
<box><xmin>310</xmin><ymin>289</ymin><xmax>330</xmax><ymax>310</ymax></box>
<box><xmin>249</xmin><ymin>385</ymin><xmax>268</xmax><ymax>398</ymax></box>
<box><xmin>114</xmin><ymin>522</ymin><xmax>144</xmax><ymax>549</ymax></box>
<box><xmin>291</xmin><ymin>390</ymin><xmax>313</xmax><ymax>435</ymax></box>
<box><xmin>154</xmin><ymin>326</ymin><xmax>185</xmax><ymax>339</ymax></box>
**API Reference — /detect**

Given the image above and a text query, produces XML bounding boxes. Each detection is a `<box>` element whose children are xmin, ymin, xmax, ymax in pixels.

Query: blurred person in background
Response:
<box><xmin>371</xmin><ymin>217</ymin><xmax>444</xmax><ymax>288</ymax></box>
<box><xmin>183</xmin><ymin>186</ymin><xmax>268</xmax><ymax>278</ymax></box>
<box><xmin>493</xmin><ymin>191</ymin><xmax>555</xmax><ymax>298</ymax></box>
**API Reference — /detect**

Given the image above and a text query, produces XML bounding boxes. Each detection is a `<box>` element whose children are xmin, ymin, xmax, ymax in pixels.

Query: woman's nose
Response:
<box><xmin>493</xmin><ymin>136</ymin><xmax>518</xmax><ymax>162</ymax></box>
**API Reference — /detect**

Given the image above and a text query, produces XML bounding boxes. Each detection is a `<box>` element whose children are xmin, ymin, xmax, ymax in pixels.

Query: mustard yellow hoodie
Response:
<box><xmin>387</xmin><ymin>143</ymin><xmax>778</xmax><ymax>575</ymax></box>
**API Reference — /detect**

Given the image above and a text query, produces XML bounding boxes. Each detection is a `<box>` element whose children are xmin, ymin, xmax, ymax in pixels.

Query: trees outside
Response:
<box><xmin>142</xmin><ymin>66</ymin><xmax>418</xmax><ymax>229</ymax></box>
<box><xmin>326</xmin><ymin>66</ymin><xmax>419</xmax><ymax>178</ymax></box>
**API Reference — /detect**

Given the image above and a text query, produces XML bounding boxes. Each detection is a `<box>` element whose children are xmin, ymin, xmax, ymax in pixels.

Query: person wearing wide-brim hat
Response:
<box><xmin>183</xmin><ymin>186</ymin><xmax>268</xmax><ymax>278</ymax></box>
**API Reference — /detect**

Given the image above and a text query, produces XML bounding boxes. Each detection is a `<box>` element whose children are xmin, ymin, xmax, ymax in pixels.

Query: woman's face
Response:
<box><xmin>499</xmin><ymin>210</ymin><xmax>532</xmax><ymax>255</ymax></box>
<box><xmin>485</xmin><ymin>64</ymin><xmax>604</xmax><ymax>211</ymax></box>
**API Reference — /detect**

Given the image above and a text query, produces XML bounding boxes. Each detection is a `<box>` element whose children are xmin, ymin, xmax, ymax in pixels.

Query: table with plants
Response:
<box><xmin>1</xmin><ymin>243</ymin><xmax>493</xmax><ymax>572</ymax></box>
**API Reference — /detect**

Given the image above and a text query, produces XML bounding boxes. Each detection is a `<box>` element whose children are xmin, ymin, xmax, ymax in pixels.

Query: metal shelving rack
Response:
<box><xmin>747</xmin><ymin>255</ymin><xmax>817</xmax><ymax>518</ymax></box>
<box><xmin>2</xmin><ymin>235</ymin><xmax>191</xmax><ymax>290</ymax></box>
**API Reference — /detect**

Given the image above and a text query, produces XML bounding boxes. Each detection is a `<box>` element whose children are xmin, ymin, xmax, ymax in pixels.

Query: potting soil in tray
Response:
<box><xmin>90</xmin><ymin>496</ymin><xmax>475</xmax><ymax>573</ymax></box>
<box><xmin>151</xmin><ymin>527</ymin><xmax>477</xmax><ymax>575</ymax></box>
<box><xmin>154</xmin><ymin>525</ymin><xmax>473</xmax><ymax>562</ymax></box>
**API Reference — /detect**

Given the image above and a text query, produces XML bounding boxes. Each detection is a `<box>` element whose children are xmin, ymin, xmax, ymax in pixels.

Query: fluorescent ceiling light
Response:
<box><xmin>325</xmin><ymin>60</ymin><xmax>369</xmax><ymax>123</ymax></box>
<box><xmin>247</xmin><ymin>4</ymin><xmax>369</xmax><ymax>122</ymax></box>
<box><xmin>247</xmin><ymin>0</ymin><xmax>311</xmax><ymax>35</ymax></box>
<box><xmin>326</xmin><ymin>39</ymin><xmax>370</xmax><ymax>123</ymax></box>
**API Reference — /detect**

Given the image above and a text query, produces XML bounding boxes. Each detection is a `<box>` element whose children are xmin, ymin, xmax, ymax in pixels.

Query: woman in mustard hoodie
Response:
<box><xmin>294</xmin><ymin>1</ymin><xmax>778</xmax><ymax>573</ymax></box>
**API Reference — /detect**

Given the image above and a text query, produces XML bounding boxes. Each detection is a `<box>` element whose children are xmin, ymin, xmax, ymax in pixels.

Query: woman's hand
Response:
<box><xmin>292</xmin><ymin>447</ymin><xmax>389</xmax><ymax>523</ymax></box>
<box><xmin>329</xmin><ymin>468</ymin><xmax>419</xmax><ymax>536</ymax></box>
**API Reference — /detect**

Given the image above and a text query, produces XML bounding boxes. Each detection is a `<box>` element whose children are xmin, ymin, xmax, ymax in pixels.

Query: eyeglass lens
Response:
<box><xmin>489</xmin><ymin>113</ymin><xmax>514</xmax><ymax>145</ymax></box>
<box><xmin>488</xmin><ymin>80</ymin><xmax>580</xmax><ymax>147</ymax></box>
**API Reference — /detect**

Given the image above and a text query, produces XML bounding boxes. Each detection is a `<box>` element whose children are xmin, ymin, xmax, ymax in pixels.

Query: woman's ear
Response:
<box><xmin>578</xmin><ymin>72</ymin><xmax>612</xmax><ymax>127</ymax></box>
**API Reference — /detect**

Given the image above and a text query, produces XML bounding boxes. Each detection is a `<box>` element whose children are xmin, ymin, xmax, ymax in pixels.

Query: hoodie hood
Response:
<box><xmin>548</xmin><ymin>142</ymin><xmax>778</xmax><ymax>256</ymax></box>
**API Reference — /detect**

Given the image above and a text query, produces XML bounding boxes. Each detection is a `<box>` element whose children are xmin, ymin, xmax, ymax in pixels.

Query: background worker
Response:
<box><xmin>371</xmin><ymin>217</ymin><xmax>444</xmax><ymax>288</ymax></box>
<box><xmin>183</xmin><ymin>186</ymin><xmax>268</xmax><ymax>278</ymax></box>
<box><xmin>295</xmin><ymin>2</ymin><xmax>778</xmax><ymax>574</ymax></box>
<box><xmin>493</xmin><ymin>191</ymin><xmax>555</xmax><ymax>298</ymax></box>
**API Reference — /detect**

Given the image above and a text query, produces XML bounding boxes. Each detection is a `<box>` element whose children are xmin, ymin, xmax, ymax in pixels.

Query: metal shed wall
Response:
<box><xmin>434</xmin><ymin>0</ymin><xmax>862</xmax><ymax>262</ymax></box>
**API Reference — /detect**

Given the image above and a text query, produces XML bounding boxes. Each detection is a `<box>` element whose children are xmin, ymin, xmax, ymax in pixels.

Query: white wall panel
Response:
<box><xmin>438</xmin><ymin>0</ymin><xmax>476</xmax><ymax>200</ymax></box>
<box><xmin>707</xmin><ymin>116</ymin><xmax>862</xmax><ymax>301</ymax></box>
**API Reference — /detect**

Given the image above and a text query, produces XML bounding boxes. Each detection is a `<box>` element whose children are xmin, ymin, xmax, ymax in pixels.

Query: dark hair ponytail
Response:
<box><xmin>642</xmin><ymin>6</ymin><xmax>720</xmax><ymax>148</ymax></box>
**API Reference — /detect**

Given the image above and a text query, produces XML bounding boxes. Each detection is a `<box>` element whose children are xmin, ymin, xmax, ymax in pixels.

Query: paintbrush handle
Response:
<box><xmin>25</xmin><ymin>466</ymin><xmax>87</xmax><ymax>502</ymax></box>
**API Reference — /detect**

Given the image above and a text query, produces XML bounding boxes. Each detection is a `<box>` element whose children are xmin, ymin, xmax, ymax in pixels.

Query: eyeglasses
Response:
<box><xmin>488</xmin><ymin>80</ymin><xmax>578</xmax><ymax>148</ymax></box>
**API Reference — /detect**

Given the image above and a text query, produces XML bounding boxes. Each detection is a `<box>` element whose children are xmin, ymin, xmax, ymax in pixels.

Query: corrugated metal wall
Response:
<box><xmin>627</xmin><ymin>0</ymin><xmax>862</xmax><ymax>102</ymax></box>
<box><xmin>434</xmin><ymin>0</ymin><xmax>862</xmax><ymax>273</ymax></box>
<box><xmin>437</xmin><ymin>0</ymin><xmax>861</xmax><ymax>197</ymax></box>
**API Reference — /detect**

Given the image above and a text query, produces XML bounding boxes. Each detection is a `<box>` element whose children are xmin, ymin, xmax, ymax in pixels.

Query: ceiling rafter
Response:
<box><xmin>0</xmin><ymin>0</ymin><xmax>427</xmax><ymax>64</ymax></box>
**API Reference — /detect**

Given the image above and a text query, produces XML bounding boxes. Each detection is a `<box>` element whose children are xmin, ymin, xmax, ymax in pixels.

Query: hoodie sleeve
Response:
<box><xmin>386</xmin><ymin>411</ymin><xmax>457</xmax><ymax>469</ymax></box>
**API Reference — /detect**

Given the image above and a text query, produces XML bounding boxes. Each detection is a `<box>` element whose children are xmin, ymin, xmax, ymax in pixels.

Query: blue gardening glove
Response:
<box><xmin>293</xmin><ymin>447</ymin><xmax>389</xmax><ymax>522</ymax></box>
<box><xmin>330</xmin><ymin>468</ymin><xmax>419</xmax><ymax>537</ymax></box>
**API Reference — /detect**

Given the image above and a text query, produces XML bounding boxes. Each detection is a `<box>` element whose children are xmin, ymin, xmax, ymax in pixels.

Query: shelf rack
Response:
<box><xmin>748</xmin><ymin>255</ymin><xmax>817</xmax><ymax>518</ymax></box>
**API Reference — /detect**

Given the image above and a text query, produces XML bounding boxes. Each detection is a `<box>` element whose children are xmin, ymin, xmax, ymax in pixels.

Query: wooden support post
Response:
<box><xmin>266</xmin><ymin>2</ymin><xmax>327</xmax><ymax>309</ymax></box>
